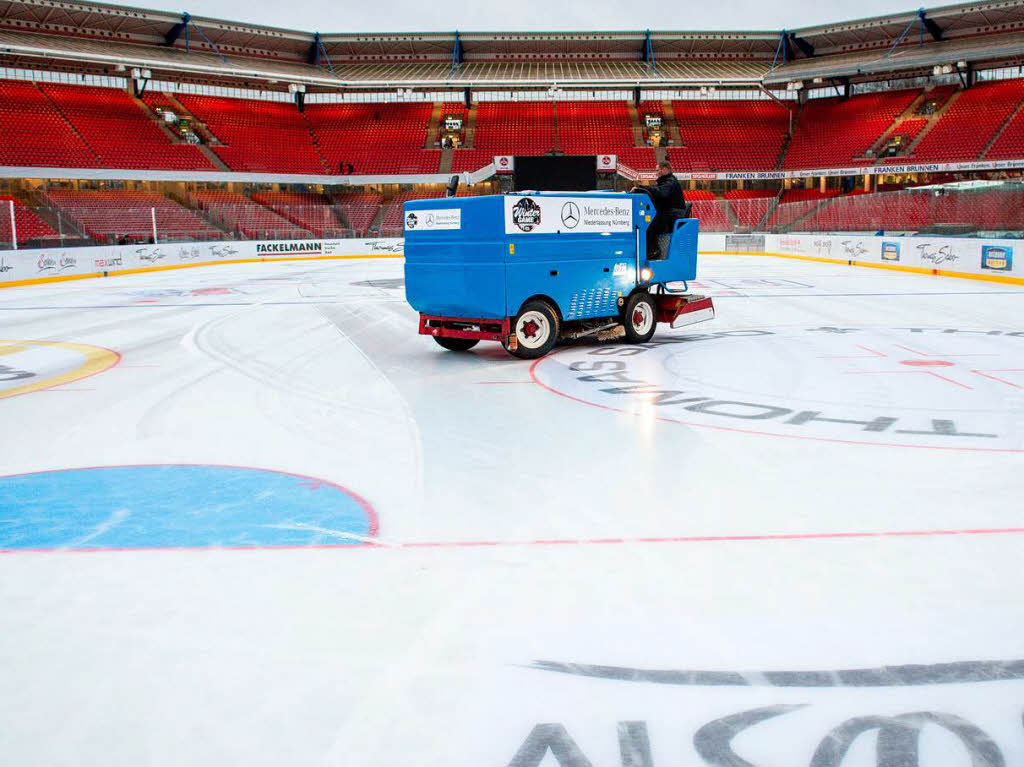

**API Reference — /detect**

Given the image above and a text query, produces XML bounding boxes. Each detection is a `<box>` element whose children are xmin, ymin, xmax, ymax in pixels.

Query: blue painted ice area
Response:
<box><xmin>0</xmin><ymin>465</ymin><xmax>375</xmax><ymax>550</ymax></box>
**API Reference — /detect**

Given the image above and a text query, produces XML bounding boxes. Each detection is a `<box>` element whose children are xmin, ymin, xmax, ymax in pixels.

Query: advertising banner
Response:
<box><xmin>504</xmin><ymin>195</ymin><xmax>633</xmax><ymax>235</ymax></box>
<box><xmin>764</xmin><ymin>233</ymin><xmax>1023</xmax><ymax>279</ymax></box>
<box><xmin>0</xmin><ymin>238</ymin><xmax>405</xmax><ymax>286</ymax></box>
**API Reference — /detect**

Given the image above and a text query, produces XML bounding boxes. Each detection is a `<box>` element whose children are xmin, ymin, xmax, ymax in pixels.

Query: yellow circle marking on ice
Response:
<box><xmin>0</xmin><ymin>340</ymin><xmax>120</xmax><ymax>399</ymax></box>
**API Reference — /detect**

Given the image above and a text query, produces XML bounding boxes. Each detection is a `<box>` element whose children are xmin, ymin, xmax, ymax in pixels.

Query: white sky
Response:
<box><xmin>103</xmin><ymin>0</ymin><xmax>919</xmax><ymax>33</ymax></box>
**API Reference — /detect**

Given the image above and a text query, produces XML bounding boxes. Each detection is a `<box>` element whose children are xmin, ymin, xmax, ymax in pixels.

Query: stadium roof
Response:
<box><xmin>1</xmin><ymin>0</ymin><xmax>1023</xmax><ymax>89</ymax></box>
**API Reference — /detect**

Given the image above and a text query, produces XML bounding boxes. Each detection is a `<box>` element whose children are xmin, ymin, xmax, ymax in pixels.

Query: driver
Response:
<box><xmin>632</xmin><ymin>160</ymin><xmax>687</xmax><ymax>258</ymax></box>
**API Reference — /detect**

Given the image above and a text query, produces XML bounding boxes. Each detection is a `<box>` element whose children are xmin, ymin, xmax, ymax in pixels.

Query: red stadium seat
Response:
<box><xmin>671</xmin><ymin>100</ymin><xmax>790</xmax><ymax>172</ymax></box>
<box><xmin>783</xmin><ymin>89</ymin><xmax>920</xmax><ymax>169</ymax></box>
<box><xmin>192</xmin><ymin>191</ymin><xmax>311</xmax><ymax>240</ymax></box>
<box><xmin>43</xmin><ymin>190</ymin><xmax>223</xmax><ymax>244</ymax></box>
<box><xmin>913</xmin><ymin>80</ymin><xmax>1024</xmax><ymax>163</ymax></box>
<box><xmin>0</xmin><ymin>194</ymin><xmax>58</xmax><ymax>245</ymax></box>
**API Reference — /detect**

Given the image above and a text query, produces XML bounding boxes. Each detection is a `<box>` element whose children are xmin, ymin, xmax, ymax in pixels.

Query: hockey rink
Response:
<box><xmin>1</xmin><ymin>254</ymin><xmax>1023</xmax><ymax>766</ymax></box>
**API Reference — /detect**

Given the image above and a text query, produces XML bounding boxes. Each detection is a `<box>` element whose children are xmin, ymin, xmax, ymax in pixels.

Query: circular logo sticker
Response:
<box><xmin>532</xmin><ymin>326</ymin><xmax>1024</xmax><ymax>451</ymax></box>
<box><xmin>0</xmin><ymin>340</ymin><xmax>119</xmax><ymax>399</ymax></box>
<box><xmin>560</xmin><ymin>201</ymin><xmax>580</xmax><ymax>229</ymax></box>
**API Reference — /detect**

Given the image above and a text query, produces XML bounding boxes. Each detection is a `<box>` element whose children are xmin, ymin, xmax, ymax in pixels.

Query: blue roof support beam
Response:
<box><xmin>449</xmin><ymin>30</ymin><xmax>464</xmax><ymax>77</ymax></box>
<box><xmin>163</xmin><ymin>12</ymin><xmax>190</xmax><ymax>47</ymax></box>
<box><xmin>643</xmin><ymin>29</ymin><xmax>658</xmax><ymax>73</ymax></box>
<box><xmin>770</xmin><ymin>29</ymin><xmax>790</xmax><ymax>70</ymax></box>
<box><xmin>308</xmin><ymin>32</ymin><xmax>335</xmax><ymax>72</ymax></box>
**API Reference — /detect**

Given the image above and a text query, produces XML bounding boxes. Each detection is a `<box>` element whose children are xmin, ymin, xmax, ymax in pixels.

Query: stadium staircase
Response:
<box><xmin>774</xmin><ymin>101</ymin><xmax>802</xmax><ymax>170</ymax></box>
<box><xmin>552</xmin><ymin>103</ymin><xmax>561</xmax><ymax>153</ymax></box>
<box><xmin>626</xmin><ymin>102</ymin><xmax>645</xmax><ymax>146</ymax></box>
<box><xmin>757</xmin><ymin>192</ymin><xmax>782</xmax><ymax>230</ymax></box>
<box><xmin>157</xmin><ymin>93</ymin><xmax>224</xmax><ymax>145</ymax></box>
<box><xmin>463</xmin><ymin>105</ymin><xmax>477</xmax><ymax>148</ymax></box>
<box><xmin>140</xmin><ymin>93</ymin><xmax>231</xmax><ymax>170</ymax></box>
<box><xmin>901</xmin><ymin>87</ymin><xmax>960</xmax><ymax>157</ymax></box>
<box><xmin>439</xmin><ymin>146</ymin><xmax>454</xmax><ymax>173</ymax></box>
<box><xmin>861</xmin><ymin>89</ymin><xmax>934</xmax><ymax>160</ymax></box>
<box><xmin>132</xmin><ymin>94</ymin><xmax>185</xmax><ymax>144</ymax></box>
<box><xmin>367</xmin><ymin>204</ymin><xmax>390</xmax><ymax>235</ymax></box>
<box><xmin>36</xmin><ymin>83</ymin><xmax>101</xmax><ymax>166</ymax></box>
<box><xmin>661</xmin><ymin>101</ymin><xmax>683</xmax><ymax>146</ymax></box>
<box><xmin>303</xmin><ymin>114</ymin><xmax>331</xmax><ymax>174</ymax></box>
<box><xmin>424</xmin><ymin>103</ymin><xmax>443</xmax><ymax>149</ymax></box>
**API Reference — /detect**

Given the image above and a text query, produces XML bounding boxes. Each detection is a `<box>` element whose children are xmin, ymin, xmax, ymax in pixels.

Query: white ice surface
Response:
<box><xmin>1</xmin><ymin>256</ymin><xmax>1023</xmax><ymax>766</ymax></box>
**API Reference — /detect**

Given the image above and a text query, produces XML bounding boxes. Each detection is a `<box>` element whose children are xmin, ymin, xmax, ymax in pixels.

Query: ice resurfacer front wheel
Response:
<box><xmin>622</xmin><ymin>292</ymin><xmax>657</xmax><ymax>344</ymax></box>
<box><xmin>504</xmin><ymin>300</ymin><xmax>560</xmax><ymax>360</ymax></box>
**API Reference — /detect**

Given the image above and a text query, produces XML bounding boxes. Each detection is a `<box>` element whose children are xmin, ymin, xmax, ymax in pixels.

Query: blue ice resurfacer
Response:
<box><xmin>403</xmin><ymin>191</ymin><xmax>714</xmax><ymax>359</ymax></box>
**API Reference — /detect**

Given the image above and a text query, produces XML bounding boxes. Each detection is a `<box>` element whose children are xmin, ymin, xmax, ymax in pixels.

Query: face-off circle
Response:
<box><xmin>531</xmin><ymin>326</ymin><xmax>1024</xmax><ymax>451</ymax></box>
<box><xmin>0</xmin><ymin>339</ymin><xmax>120</xmax><ymax>399</ymax></box>
<box><xmin>0</xmin><ymin>465</ymin><xmax>377</xmax><ymax>551</ymax></box>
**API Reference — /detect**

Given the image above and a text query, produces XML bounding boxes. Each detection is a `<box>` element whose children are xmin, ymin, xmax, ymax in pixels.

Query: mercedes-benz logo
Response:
<box><xmin>560</xmin><ymin>201</ymin><xmax>580</xmax><ymax>229</ymax></box>
<box><xmin>426</xmin><ymin>213</ymin><xmax>434</xmax><ymax>227</ymax></box>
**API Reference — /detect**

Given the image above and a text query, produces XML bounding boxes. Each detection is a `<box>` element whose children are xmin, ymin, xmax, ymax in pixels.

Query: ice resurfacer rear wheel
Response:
<box><xmin>505</xmin><ymin>300</ymin><xmax>560</xmax><ymax>360</ymax></box>
<box><xmin>433</xmin><ymin>337</ymin><xmax>479</xmax><ymax>352</ymax></box>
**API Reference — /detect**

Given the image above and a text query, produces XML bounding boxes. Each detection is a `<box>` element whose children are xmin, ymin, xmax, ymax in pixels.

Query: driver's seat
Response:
<box><xmin>652</xmin><ymin>203</ymin><xmax>692</xmax><ymax>260</ymax></box>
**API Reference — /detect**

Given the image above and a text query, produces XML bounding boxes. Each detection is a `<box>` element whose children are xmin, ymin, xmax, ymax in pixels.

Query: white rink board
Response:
<box><xmin>0</xmin><ymin>237</ymin><xmax>404</xmax><ymax>285</ymax></box>
<box><xmin>3</xmin><ymin>233</ymin><xmax>1021</xmax><ymax>287</ymax></box>
<box><xmin>766</xmin><ymin>233</ymin><xmax>1022</xmax><ymax>278</ymax></box>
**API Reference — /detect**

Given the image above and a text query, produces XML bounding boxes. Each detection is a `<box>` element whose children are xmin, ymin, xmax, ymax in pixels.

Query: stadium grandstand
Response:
<box><xmin>2</xmin><ymin>0</ymin><xmax>1024</xmax><ymax>246</ymax></box>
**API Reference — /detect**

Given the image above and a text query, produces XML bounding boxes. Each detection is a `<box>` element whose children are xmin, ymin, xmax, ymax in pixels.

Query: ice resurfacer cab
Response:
<box><xmin>403</xmin><ymin>191</ymin><xmax>715</xmax><ymax>359</ymax></box>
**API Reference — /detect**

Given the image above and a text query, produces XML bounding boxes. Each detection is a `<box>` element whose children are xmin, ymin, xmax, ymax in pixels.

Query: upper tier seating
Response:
<box><xmin>44</xmin><ymin>190</ymin><xmax>222</xmax><ymax>243</ymax></box>
<box><xmin>912</xmin><ymin>79</ymin><xmax>1024</xmax><ymax>162</ymax></box>
<box><xmin>3</xmin><ymin>80</ymin><xmax>1024</xmax><ymax>178</ymax></box>
<box><xmin>305</xmin><ymin>103</ymin><xmax>439</xmax><ymax>174</ymax></box>
<box><xmin>451</xmin><ymin>149</ymin><xmax>500</xmax><ymax>173</ymax></box>
<box><xmin>177</xmin><ymin>95</ymin><xmax>326</xmax><ymax>174</ymax></box>
<box><xmin>671</xmin><ymin>100</ymin><xmax>790</xmax><ymax>171</ymax></box>
<box><xmin>616</xmin><ymin>147</ymin><xmax>658</xmax><ymax>172</ymax></box>
<box><xmin>472</xmin><ymin>101</ymin><xmax>556</xmax><ymax>156</ymax></box>
<box><xmin>0</xmin><ymin>80</ymin><xmax>98</xmax><ymax>168</ymax></box>
<box><xmin>0</xmin><ymin>194</ymin><xmax>58</xmax><ymax>245</ymax></box>
<box><xmin>783</xmin><ymin>89</ymin><xmax>920</xmax><ymax>169</ymax></box>
<box><xmin>983</xmin><ymin>89</ymin><xmax>1024</xmax><ymax>160</ymax></box>
<box><xmin>251</xmin><ymin>191</ymin><xmax>349</xmax><ymax>237</ymax></box>
<box><xmin>41</xmin><ymin>84</ymin><xmax>214</xmax><ymax>171</ymax></box>
<box><xmin>192</xmin><ymin>191</ymin><xmax>310</xmax><ymax>240</ymax></box>
<box><xmin>556</xmin><ymin>101</ymin><xmax>635</xmax><ymax>156</ymax></box>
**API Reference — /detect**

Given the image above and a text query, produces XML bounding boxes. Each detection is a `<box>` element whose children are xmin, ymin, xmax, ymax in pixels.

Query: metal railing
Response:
<box><xmin>5</xmin><ymin>184</ymin><xmax>1023</xmax><ymax>250</ymax></box>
